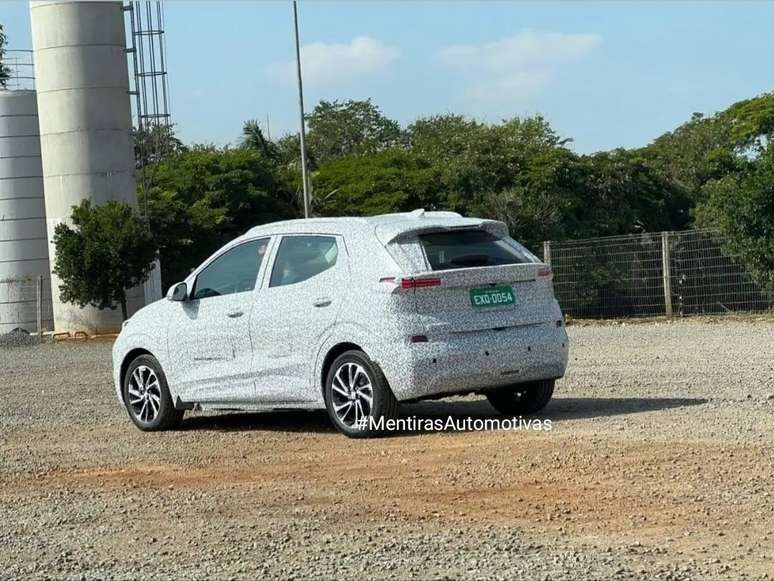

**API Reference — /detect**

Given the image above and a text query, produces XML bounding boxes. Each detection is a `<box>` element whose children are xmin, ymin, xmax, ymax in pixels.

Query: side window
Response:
<box><xmin>192</xmin><ymin>238</ymin><xmax>269</xmax><ymax>300</ymax></box>
<box><xmin>269</xmin><ymin>236</ymin><xmax>338</xmax><ymax>288</ymax></box>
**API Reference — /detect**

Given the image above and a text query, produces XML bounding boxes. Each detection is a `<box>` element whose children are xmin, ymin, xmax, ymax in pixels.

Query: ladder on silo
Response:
<box><xmin>123</xmin><ymin>1</ymin><xmax>173</xmax><ymax>216</ymax></box>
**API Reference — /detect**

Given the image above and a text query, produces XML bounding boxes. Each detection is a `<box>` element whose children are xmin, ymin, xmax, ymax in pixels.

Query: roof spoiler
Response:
<box><xmin>378</xmin><ymin>219</ymin><xmax>509</xmax><ymax>244</ymax></box>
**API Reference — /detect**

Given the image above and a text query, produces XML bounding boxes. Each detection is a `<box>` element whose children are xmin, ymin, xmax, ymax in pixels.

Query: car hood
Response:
<box><xmin>121</xmin><ymin>297</ymin><xmax>169</xmax><ymax>331</ymax></box>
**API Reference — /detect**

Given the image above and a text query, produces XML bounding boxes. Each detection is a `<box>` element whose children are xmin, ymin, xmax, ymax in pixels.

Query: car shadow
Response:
<box><xmin>181</xmin><ymin>409</ymin><xmax>336</xmax><ymax>433</ymax></box>
<box><xmin>179</xmin><ymin>396</ymin><xmax>708</xmax><ymax>436</ymax></box>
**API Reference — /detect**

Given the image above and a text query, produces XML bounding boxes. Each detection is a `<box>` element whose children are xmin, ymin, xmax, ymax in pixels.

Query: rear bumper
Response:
<box><xmin>379</xmin><ymin>322</ymin><xmax>569</xmax><ymax>401</ymax></box>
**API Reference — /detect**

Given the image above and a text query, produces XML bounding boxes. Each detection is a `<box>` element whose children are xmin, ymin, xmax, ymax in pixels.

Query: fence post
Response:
<box><xmin>543</xmin><ymin>241</ymin><xmax>552</xmax><ymax>265</ymax></box>
<box><xmin>661</xmin><ymin>232</ymin><xmax>673</xmax><ymax>318</ymax></box>
<box><xmin>36</xmin><ymin>275</ymin><xmax>43</xmax><ymax>341</ymax></box>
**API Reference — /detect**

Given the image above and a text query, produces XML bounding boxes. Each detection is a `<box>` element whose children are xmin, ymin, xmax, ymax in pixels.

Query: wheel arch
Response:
<box><xmin>319</xmin><ymin>342</ymin><xmax>363</xmax><ymax>398</ymax></box>
<box><xmin>119</xmin><ymin>348</ymin><xmax>154</xmax><ymax>403</ymax></box>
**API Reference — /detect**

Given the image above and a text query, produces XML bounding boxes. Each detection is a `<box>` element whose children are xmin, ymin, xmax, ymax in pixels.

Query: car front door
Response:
<box><xmin>166</xmin><ymin>237</ymin><xmax>271</xmax><ymax>404</ymax></box>
<box><xmin>251</xmin><ymin>234</ymin><xmax>347</xmax><ymax>403</ymax></box>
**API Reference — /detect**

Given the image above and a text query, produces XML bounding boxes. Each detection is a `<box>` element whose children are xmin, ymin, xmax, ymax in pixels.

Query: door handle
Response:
<box><xmin>226</xmin><ymin>310</ymin><xmax>244</xmax><ymax>318</ymax></box>
<box><xmin>313</xmin><ymin>297</ymin><xmax>332</xmax><ymax>308</ymax></box>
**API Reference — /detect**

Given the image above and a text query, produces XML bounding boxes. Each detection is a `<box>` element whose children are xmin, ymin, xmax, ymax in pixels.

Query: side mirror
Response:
<box><xmin>168</xmin><ymin>282</ymin><xmax>188</xmax><ymax>302</ymax></box>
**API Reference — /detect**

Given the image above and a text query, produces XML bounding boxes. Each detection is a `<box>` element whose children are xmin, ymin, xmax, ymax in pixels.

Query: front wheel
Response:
<box><xmin>324</xmin><ymin>350</ymin><xmax>398</xmax><ymax>438</ymax></box>
<box><xmin>486</xmin><ymin>379</ymin><xmax>555</xmax><ymax>416</ymax></box>
<box><xmin>123</xmin><ymin>354</ymin><xmax>184</xmax><ymax>431</ymax></box>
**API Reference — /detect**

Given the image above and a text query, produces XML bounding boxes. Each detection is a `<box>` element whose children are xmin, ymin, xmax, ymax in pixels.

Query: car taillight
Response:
<box><xmin>403</xmin><ymin>277</ymin><xmax>442</xmax><ymax>289</ymax></box>
<box><xmin>379</xmin><ymin>277</ymin><xmax>442</xmax><ymax>290</ymax></box>
<box><xmin>537</xmin><ymin>265</ymin><xmax>553</xmax><ymax>279</ymax></box>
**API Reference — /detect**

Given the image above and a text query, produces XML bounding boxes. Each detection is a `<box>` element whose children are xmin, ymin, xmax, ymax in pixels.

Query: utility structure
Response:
<box><xmin>30</xmin><ymin>0</ymin><xmax>143</xmax><ymax>333</ymax></box>
<box><xmin>0</xmin><ymin>66</ymin><xmax>54</xmax><ymax>333</ymax></box>
<box><xmin>125</xmin><ymin>0</ymin><xmax>172</xmax><ymax>181</ymax></box>
<box><xmin>1</xmin><ymin>50</ymin><xmax>35</xmax><ymax>91</ymax></box>
<box><xmin>293</xmin><ymin>0</ymin><xmax>311</xmax><ymax>219</ymax></box>
<box><xmin>124</xmin><ymin>0</ymin><xmax>172</xmax><ymax>302</ymax></box>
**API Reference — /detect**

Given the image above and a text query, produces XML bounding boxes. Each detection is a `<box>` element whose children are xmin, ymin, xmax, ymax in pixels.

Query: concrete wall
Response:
<box><xmin>0</xmin><ymin>90</ymin><xmax>54</xmax><ymax>334</ymax></box>
<box><xmin>30</xmin><ymin>0</ymin><xmax>144</xmax><ymax>333</ymax></box>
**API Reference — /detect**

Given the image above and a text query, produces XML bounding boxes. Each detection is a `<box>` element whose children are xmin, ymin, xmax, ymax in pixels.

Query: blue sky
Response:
<box><xmin>3</xmin><ymin>1</ymin><xmax>773</xmax><ymax>153</ymax></box>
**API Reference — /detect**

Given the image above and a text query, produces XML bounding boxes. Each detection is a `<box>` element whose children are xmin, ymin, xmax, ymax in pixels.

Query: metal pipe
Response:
<box><xmin>292</xmin><ymin>0</ymin><xmax>311</xmax><ymax>219</ymax></box>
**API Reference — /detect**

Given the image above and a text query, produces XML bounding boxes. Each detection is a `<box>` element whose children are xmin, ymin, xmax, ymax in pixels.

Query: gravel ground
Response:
<box><xmin>1</xmin><ymin>320</ymin><xmax>773</xmax><ymax>580</ymax></box>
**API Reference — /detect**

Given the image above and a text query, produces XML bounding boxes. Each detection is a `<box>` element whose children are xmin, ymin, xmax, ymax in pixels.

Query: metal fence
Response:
<box><xmin>0</xmin><ymin>276</ymin><xmax>54</xmax><ymax>337</ymax></box>
<box><xmin>0</xmin><ymin>267</ymin><xmax>160</xmax><ymax>340</ymax></box>
<box><xmin>545</xmin><ymin>229</ymin><xmax>773</xmax><ymax>319</ymax></box>
<box><xmin>1</xmin><ymin>49</ymin><xmax>35</xmax><ymax>91</ymax></box>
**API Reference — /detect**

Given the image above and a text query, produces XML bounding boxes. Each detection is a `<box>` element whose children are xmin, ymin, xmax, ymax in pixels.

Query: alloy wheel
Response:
<box><xmin>127</xmin><ymin>365</ymin><xmax>162</xmax><ymax>424</ymax></box>
<box><xmin>330</xmin><ymin>362</ymin><xmax>374</xmax><ymax>429</ymax></box>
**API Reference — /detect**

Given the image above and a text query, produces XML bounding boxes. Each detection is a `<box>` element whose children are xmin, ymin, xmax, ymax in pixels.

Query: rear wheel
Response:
<box><xmin>486</xmin><ymin>379</ymin><xmax>555</xmax><ymax>415</ymax></box>
<box><xmin>123</xmin><ymin>354</ymin><xmax>183</xmax><ymax>431</ymax></box>
<box><xmin>324</xmin><ymin>350</ymin><xmax>398</xmax><ymax>438</ymax></box>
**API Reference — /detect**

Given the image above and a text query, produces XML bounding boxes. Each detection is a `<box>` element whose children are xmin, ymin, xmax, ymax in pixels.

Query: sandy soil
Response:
<box><xmin>1</xmin><ymin>320</ymin><xmax>773</xmax><ymax>579</ymax></box>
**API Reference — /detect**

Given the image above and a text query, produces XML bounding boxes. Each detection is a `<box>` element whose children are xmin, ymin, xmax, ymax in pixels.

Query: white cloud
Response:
<box><xmin>269</xmin><ymin>36</ymin><xmax>400</xmax><ymax>87</ymax></box>
<box><xmin>438</xmin><ymin>30</ymin><xmax>602</xmax><ymax>101</ymax></box>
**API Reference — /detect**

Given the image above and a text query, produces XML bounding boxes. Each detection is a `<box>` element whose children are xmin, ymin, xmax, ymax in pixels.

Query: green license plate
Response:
<box><xmin>470</xmin><ymin>286</ymin><xmax>515</xmax><ymax>308</ymax></box>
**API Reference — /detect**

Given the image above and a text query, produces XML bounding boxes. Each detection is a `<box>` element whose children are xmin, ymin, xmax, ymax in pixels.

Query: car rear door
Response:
<box><xmin>250</xmin><ymin>234</ymin><xmax>346</xmax><ymax>403</ymax></box>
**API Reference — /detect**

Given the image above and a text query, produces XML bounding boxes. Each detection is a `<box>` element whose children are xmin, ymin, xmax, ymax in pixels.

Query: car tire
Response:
<box><xmin>123</xmin><ymin>354</ymin><xmax>184</xmax><ymax>431</ymax></box>
<box><xmin>486</xmin><ymin>379</ymin><xmax>555</xmax><ymax>416</ymax></box>
<box><xmin>324</xmin><ymin>350</ymin><xmax>398</xmax><ymax>438</ymax></box>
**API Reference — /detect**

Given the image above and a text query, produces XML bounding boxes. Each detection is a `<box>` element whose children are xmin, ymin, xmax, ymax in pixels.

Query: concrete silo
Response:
<box><xmin>0</xmin><ymin>90</ymin><xmax>54</xmax><ymax>334</ymax></box>
<box><xmin>30</xmin><ymin>0</ymin><xmax>144</xmax><ymax>333</ymax></box>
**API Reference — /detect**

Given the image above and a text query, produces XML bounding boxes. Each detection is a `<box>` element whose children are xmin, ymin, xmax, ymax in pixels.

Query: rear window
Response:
<box><xmin>419</xmin><ymin>230</ymin><xmax>536</xmax><ymax>270</ymax></box>
<box><xmin>269</xmin><ymin>235</ymin><xmax>338</xmax><ymax>287</ymax></box>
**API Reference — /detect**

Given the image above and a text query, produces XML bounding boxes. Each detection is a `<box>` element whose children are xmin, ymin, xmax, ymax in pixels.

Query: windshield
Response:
<box><xmin>418</xmin><ymin>229</ymin><xmax>537</xmax><ymax>270</ymax></box>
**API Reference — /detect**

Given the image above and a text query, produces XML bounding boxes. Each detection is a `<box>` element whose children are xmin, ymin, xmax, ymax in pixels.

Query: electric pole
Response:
<box><xmin>293</xmin><ymin>0</ymin><xmax>311</xmax><ymax>219</ymax></box>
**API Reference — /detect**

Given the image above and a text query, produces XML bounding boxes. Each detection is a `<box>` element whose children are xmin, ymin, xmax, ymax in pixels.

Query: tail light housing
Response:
<box><xmin>380</xmin><ymin>276</ymin><xmax>442</xmax><ymax>290</ymax></box>
<box><xmin>407</xmin><ymin>277</ymin><xmax>442</xmax><ymax>289</ymax></box>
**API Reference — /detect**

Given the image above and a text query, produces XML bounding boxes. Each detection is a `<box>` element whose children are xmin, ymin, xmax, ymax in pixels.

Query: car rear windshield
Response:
<box><xmin>418</xmin><ymin>230</ymin><xmax>535</xmax><ymax>270</ymax></box>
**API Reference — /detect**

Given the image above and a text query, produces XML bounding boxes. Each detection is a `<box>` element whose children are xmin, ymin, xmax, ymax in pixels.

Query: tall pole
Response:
<box><xmin>293</xmin><ymin>0</ymin><xmax>311</xmax><ymax>219</ymax></box>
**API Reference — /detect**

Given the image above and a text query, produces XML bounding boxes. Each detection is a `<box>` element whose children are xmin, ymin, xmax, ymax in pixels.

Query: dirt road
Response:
<box><xmin>1</xmin><ymin>320</ymin><xmax>773</xmax><ymax>579</ymax></box>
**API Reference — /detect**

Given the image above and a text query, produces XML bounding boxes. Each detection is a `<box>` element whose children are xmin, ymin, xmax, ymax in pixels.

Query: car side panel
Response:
<box><xmin>312</xmin><ymin>320</ymin><xmax>399</xmax><ymax>406</ymax></box>
<box><xmin>166</xmin><ymin>292</ymin><xmax>257</xmax><ymax>404</ymax></box>
<box><xmin>251</xmin><ymin>234</ymin><xmax>347</xmax><ymax>403</ymax></box>
<box><xmin>111</xmin><ymin>304</ymin><xmax>172</xmax><ymax>404</ymax></box>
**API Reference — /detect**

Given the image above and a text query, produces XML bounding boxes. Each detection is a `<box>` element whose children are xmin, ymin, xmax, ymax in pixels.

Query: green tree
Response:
<box><xmin>0</xmin><ymin>25</ymin><xmax>11</xmax><ymax>88</ymax></box>
<box><xmin>133</xmin><ymin>124</ymin><xmax>187</xmax><ymax>169</ymax></box>
<box><xmin>274</xmin><ymin>133</ymin><xmax>302</xmax><ymax>166</ymax></box>
<box><xmin>140</xmin><ymin>146</ymin><xmax>298</xmax><ymax>286</ymax></box>
<box><xmin>306</xmin><ymin>99</ymin><xmax>402</xmax><ymax>165</ymax></box>
<box><xmin>407</xmin><ymin>115</ymin><xmax>582</xmax><ymax>247</ymax></box>
<box><xmin>473</xmin><ymin>146</ymin><xmax>583</xmax><ymax>250</ymax></box>
<box><xmin>576</xmin><ymin>149</ymin><xmax>691</xmax><ymax>235</ymax></box>
<box><xmin>457</xmin><ymin>128</ymin><xmax>691</xmax><ymax>249</ymax></box>
<box><xmin>642</xmin><ymin>93</ymin><xmax>774</xmax><ymax>199</ymax></box>
<box><xmin>132</xmin><ymin>125</ymin><xmax>188</xmax><ymax>169</ymax></box>
<box><xmin>406</xmin><ymin>114</ymin><xmax>488</xmax><ymax>206</ymax></box>
<box><xmin>642</xmin><ymin>112</ymin><xmax>740</xmax><ymax>197</ymax></box>
<box><xmin>53</xmin><ymin>200</ymin><xmax>157</xmax><ymax>320</ymax></box>
<box><xmin>407</xmin><ymin>114</ymin><xmax>485</xmax><ymax>162</ymax></box>
<box><xmin>313</xmin><ymin>149</ymin><xmax>443</xmax><ymax>216</ymax></box>
<box><xmin>409</xmin><ymin>114</ymin><xmax>578</xmax><ymax>219</ymax></box>
<box><xmin>240</xmin><ymin>119</ymin><xmax>278</xmax><ymax>159</ymax></box>
<box><xmin>696</xmin><ymin>147</ymin><xmax>774</xmax><ymax>294</ymax></box>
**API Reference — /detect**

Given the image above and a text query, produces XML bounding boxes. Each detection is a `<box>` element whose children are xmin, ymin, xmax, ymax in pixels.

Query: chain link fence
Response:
<box><xmin>545</xmin><ymin>229</ymin><xmax>773</xmax><ymax>319</ymax></box>
<box><xmin>0</xmin><ymin>267</ymin><xmax>160</xmax><ymax>341</ymax></box>
<box><xmin>0</xmin><ymin>276</ymin><xmax>54</xmax><ymax>339</ymax></box>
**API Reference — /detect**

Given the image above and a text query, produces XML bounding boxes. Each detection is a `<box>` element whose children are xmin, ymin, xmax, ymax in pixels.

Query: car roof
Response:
<box><xmin>243</xmin><ymin>209</ymin><xmax>504</xmax><ymax>243</ymax></box>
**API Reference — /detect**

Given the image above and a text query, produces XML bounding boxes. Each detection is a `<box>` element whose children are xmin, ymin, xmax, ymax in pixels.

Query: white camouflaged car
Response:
<box><xmin>112</xmin><ymin>210</ymin><xmax>569</xmax><ymax>437</ymax></box>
